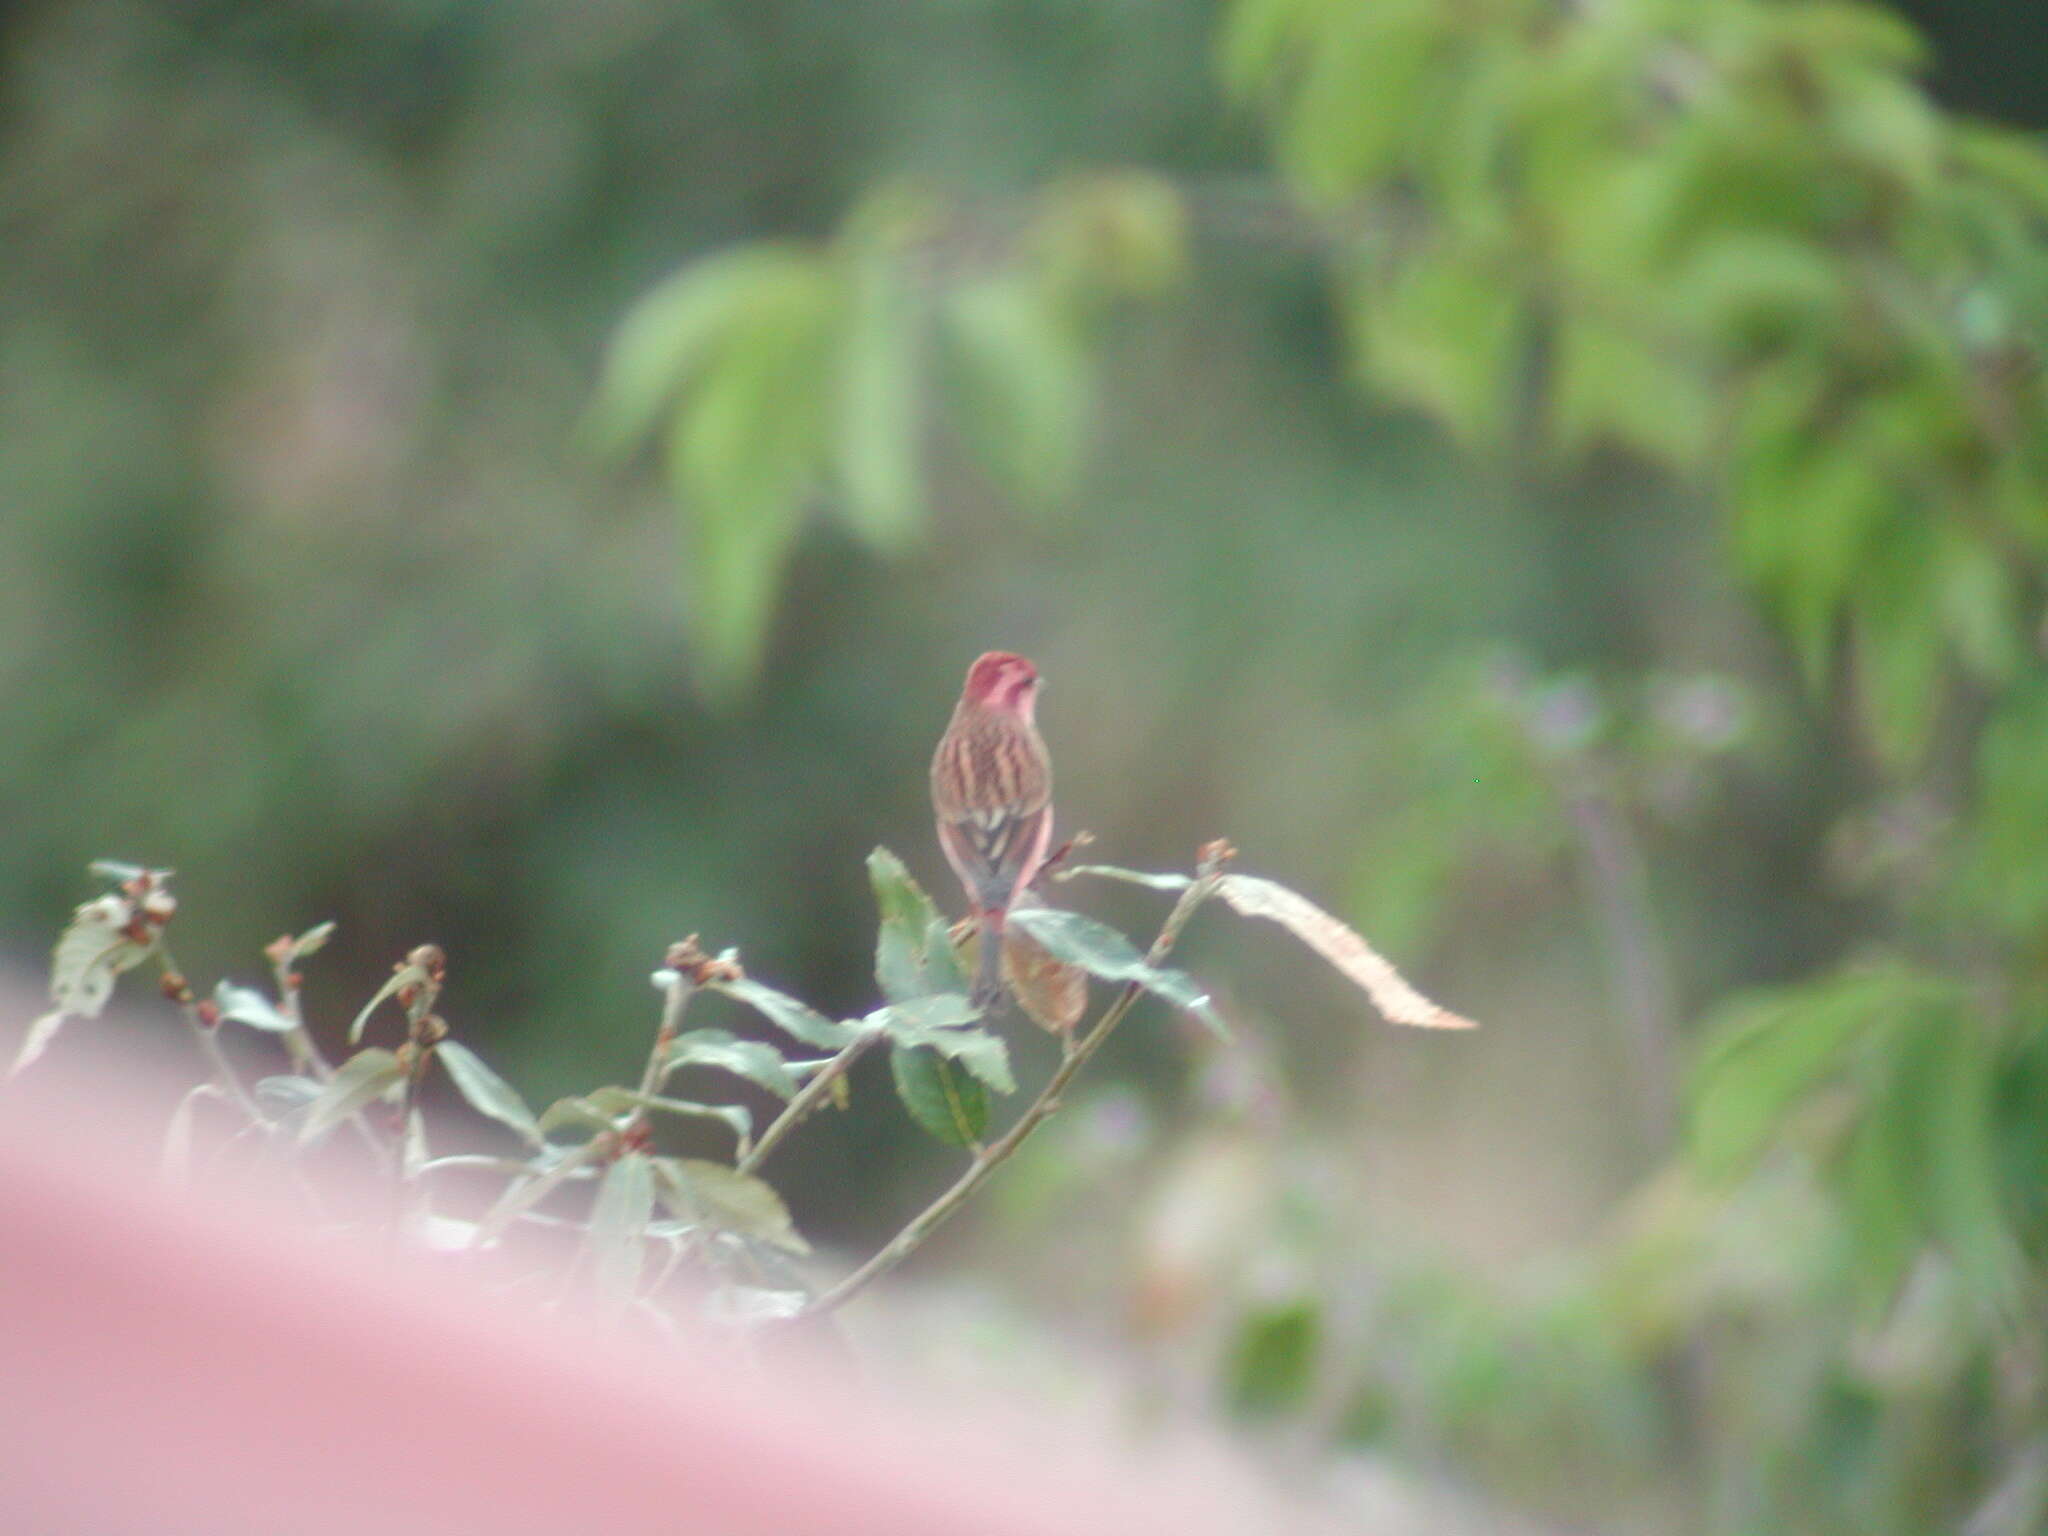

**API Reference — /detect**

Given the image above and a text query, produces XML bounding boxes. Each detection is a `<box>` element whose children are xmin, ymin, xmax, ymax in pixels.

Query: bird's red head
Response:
<box><xmin>962</xmin><ymin>651</ymin><xmax>1040</xmax><ymax>716</ymax></box>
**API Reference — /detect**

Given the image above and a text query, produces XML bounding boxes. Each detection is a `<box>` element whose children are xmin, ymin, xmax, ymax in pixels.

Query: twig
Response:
<box><xmin>642</xmin><ymin>973</ymin><xmax>694</xmax><ymax>1099</ymax></box>
<box><xmin>156</xmin><ymin>946</ymin><xmax>268</xmax><ymax>1128</ymax></box>
<box><xmin>156</xmin><ymin>945</ymin><xmax>339</xmax><ymax>1215</ymax></box>
<box><xmin>737</xmin><ymin>1024</ymin><xmax>884</xmax><ymax>1177</ymax></box>
<box><xmin>272</xmin><ymin>955</ymin><xmax>390</xmax><ymax>1165</ymax></box>
<box><xmin>805</xmin><ymin>846</ymin><xmax>1229</xmax><ymax>1316</ymax></box>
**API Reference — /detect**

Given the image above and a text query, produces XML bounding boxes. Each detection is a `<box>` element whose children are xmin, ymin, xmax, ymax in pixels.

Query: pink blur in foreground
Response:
<box><xmin>0</xmin><ymin>1056</ymin><xmax>1289</xmax><ymax>1536</ymax></box>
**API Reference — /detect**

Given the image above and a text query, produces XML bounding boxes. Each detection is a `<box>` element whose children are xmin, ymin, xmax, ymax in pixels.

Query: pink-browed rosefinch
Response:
<box><xmin>931</xmin><ymin>651</ymin><xmax>1055</xmax><ymax>1008</ymax></box>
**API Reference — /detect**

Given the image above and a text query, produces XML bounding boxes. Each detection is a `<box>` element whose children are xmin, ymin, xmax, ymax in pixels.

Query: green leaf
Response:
<box><xmin>254</xmin><ymin>1075</ymin><xmax>326</xmax><ymax>1114</ymax></box>
<box><xmin>299</xmin><ymin>1048</ymin><xmax>406</xmax><ymax>1144</ymax></box>
<box><xmin>1217</xmin><ymin>0</ymin><xmax>1318</xmax><ymax>104</ymax></box>
<box><xmin>874</xmin><ymin>998</ymin><xmax>1015</xmax><ymax>1095</ymax></box>
<box><xmin>584</xmin><ymin>247</ymin><xmax>817</xmax><ymax>458</ymax></box>
<box><xmin>891</xmin><ymin>1043</ymin><xmax>989</xmax><ymax>1147</ymax></box>
<box><xmin>654</xmin><ymin>1157</ymin><xmax>810</xmax><ymax>1254</ymax></box>
<box><xmin>1884</xmin><ymin>1011</ymin><xmax>2017</xmax><ymax>1312</ymax></box>
<box><xmin>213</xmin><ymin>981</ymin><xmax>293</xmax><ymax>1033</ymax></box>
<box><xmin>868</xmin><ymin>846</ymin><xmax>970</xmax><ymax>1002</ymax></box>
<box><xmin>911</xmin><ymin>1026</ymin><xmax>1014</xmax><ymax>1097</ymax></box>
<box><xmin>1271</xmin><ymin>7</ymin><xmax>1443</xmax><ymax>203</ymax></box>
<box><xmin>586</xmin><ymin>1152</ymin><xmax>656</xmax><ymax>1311</ymax></box>
<box><xmin>1348</xmin><ymin>247</ymin><xmax>1524</xmax><ymax>447</ymax></box>
<box><xmin>1672</xmin><ymin>233</ymin><xmax>1846</xmax><ymax>354</ymax></box>
<box><xmin>831</xmin><ymin>249</ymin><xmax>924</xmax><ymax>549</ymax></box>
<box><xmin>1729</xmin><ymin>384</ymin><xmax>1896</xmax><ymax>686</ymax></box>
<box><xmin>592</xmin><ymin>1091</ymin><xmax>752</xmax><ymax>1145</ymax></box>
<box><xmin>871</xmin><ymin>994</ymin><xmax>982</xmax><ymax>1032</ymax></box>
<box><xmin>538</xmin><ymin>1095</ymin><xmax>628</xmax><ymax>1140</ymax></box>
<box><xmin>1935</xmin><ymin>531</ymin><xmax>2020</xmax><ymax>685</ymax></box>
<box><xmin>1006</xmin><ymin>906</ymin><xmax>1226</xmax><ymax>1038</ymax></box>
<box><xmin>1549</xmin><ymin>319</ymin><xmax>1712</xmax><ymax>469</ymax></box>
<box><xmin>286</xmin><ymin>921</ymin><xmax>337</xmax><ymax>963</ymax></box>
<box><xmin>705</xmin><ymin>976</ymin><xmax>853</xmax><ymax>1050</ymax></box>
<box><xmin>1851</xmin><ymin>518</ymin><xmax>1943</xmax><ymax>771</ymax></box>
<box><xmin>11</xmin><ymin>1012</ymin><xmax>67</xmax><ymax>1079</ymax></box>
<box><xmin>941</xmin><ymin>275</ymin><xmax>1090</xmax><ymax>510</ymax></box>
<box><xmin>664</xmin><ymin>1028</ymin><xmax>798</xmax><ymax>1099</ymax></box>
<box><xmin>1227</xmin><ymin>1299</ymin><xmax>1323</xmax><ymax>1418</ymax></box>
<box><xmin>435</xmin><ymin>1040</ymin><xmax>543</xmax><ymax>1146</ymax></box>
<box><xmin>1951</xmin><ymin>123</ymin><xmax>2048</xmax><ymax>219</ymax></box>
<box><xmin>1033</xmin><ymin>172</ymin><xmax>1189</xmax><ymax>299</ymax></box>
<box><xmin>1962</xmin><ymin>680</ymin><xmax>2048</xmax><ymax>936</ymax></box>
<box><xmin>1689</xmin><ymin>965</ymin><xmax>1945</xmax><ymax>1176</ymax></box>
<box><xmin>666</xmin><ymin>251</ymin><xmax>839</xmax><ymax>699</ymax></box>
<box><xmin>347</xmin><ymin>960</ymin><xmax>432</xmax><ymax>1045</ymax></box>
<box><xmin>49</xmin><ymin>892</ymin><xmax>152</xmax><ymax>1018</ymax></box>
<box><xmin>1844</xmin><ymin>1068</ymin><xmax>1921</xmax><ymax>1303</ymax></box>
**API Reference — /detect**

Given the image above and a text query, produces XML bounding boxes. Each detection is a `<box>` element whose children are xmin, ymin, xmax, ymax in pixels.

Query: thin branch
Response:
<box><xmin>737</xmin><ymin>1024</ymin><xmax>884</xmax><ymax>1177</ymax></box>
<box><xmin>642</xmin><ymin>974</ymin><xmax>695</xmax><ymax>1099</ymax></box>
<box><xmin>156</xmin><ymin>946</ymin><xmax>268</xmax><ymax>1128</ymax></box>
<box><xmin>805</xmin><ymin>847</ymin><xmax>1228</xmax><ymax>1317</ymax></box>
<box><xmin>269</xmin><ymin>947</ymin><xmax>391</xmax><ymax>1167</ymax></box>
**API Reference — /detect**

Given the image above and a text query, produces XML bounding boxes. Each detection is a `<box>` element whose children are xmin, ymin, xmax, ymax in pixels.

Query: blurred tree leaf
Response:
<box><xmin>161</xmin><ymin>1083</ymin><xmax>224</xmax><ymax>1185</ymax></box>
<box><xmin>435</xmin><ymin>1039</ymin><xmax>543</xmax><ymax>1147</ymax></box>
<box><xmin>1227</xmin><ymin>1298</ymin><xmax>1322</xmax><ymax>1418</ymax></box>
<box><xmin>594</xmin><ymin>1091</ymin><xmax>752</xmax><ymax>1146</ymax></box>
<box><xmin>665</xmin><ymin>251</ymin><xmax>839</xmax><ymax>698</ymax></box>
<box><xmin>655</xmin><ymin>1157</ymin><xmax>809</xmax><ymax>1254</ymax></box>
<box><xmin>940</xmin><ymin>275</ymin><xmax>1090</xmax><ymax>511</ymax></box>
<box><xmin>1960</xmin><ymin>680</ymin><xmax>2048</xmax><ymax>937</ymax></box>
<box><xmin>831</xmin><ymin>246</ymin><xmax>924</xmax><ymax>550</ymax></box>
<box><xmin>586</xmin><ymin>1151</ymin><xmax>655</xmax><ymax>1312</ymax></box>
<box><xmin>585</xmin><ymin>248</ymin><xmax>822</xmax><ymax>461</ymax></box>
<box><xmin>213</xmin><ymin>980</ymin><xmax>292</xmax><ymax>1033</ymax></box>
<box><xmin>705</xmin><ymin>976</ymin><xmax>854</xmax><ymax>1052</ymax></box>
<box><xmin>1033</xmin><ymin>172</ymin><xmax>1189</xmax><ymax>300</ymax></box>
<box><xmin>1345</xmin><ymin>247</ymin><xmax>1523</xmax><ymax>448</ymax></box>
<box><xmin>299</xmin><ymin>1048</ymin><xmax>405</xmax><ymax>1145</ymax></box>
<box><xmin>537</xmin><ymin>1095</ymin><xmax>624</xmax><ymax>1142</ymax></box>
<box><xmin>664</xmin><ymin>1027</ymin><xmax>799</xmax><ymax>1100</ymax></box>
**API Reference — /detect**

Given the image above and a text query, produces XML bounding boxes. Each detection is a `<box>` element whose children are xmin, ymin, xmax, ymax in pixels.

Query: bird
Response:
<box><xmin>930</xmin><ymin>651</ymin><xmax>1055</xmax><ymax>1009</ymax></box>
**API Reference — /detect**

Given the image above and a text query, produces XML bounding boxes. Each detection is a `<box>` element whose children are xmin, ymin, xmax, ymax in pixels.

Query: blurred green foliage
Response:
<box><xmin>9</xmin><ymin>0</ymin><xmax>2048</xmax><ymax>1530</ymax></box>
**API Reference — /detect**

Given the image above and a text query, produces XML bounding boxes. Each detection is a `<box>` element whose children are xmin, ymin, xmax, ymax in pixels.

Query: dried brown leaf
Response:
<box><xmin>1215</xmin><ymin>874</ymin><xmax>1476</xmax><ymax>1030</ymax></box>
<box><xmin>1001</xmin><ymin>926</ymin><xmax>1088</xmax><ymax>1034</ymax></box>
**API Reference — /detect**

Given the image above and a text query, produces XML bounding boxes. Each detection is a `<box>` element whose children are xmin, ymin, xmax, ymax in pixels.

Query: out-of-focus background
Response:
<box><xmin>7</xmin><ymin>3</ymin><xmax>2048</xmax><ymax>1532</ymax></box>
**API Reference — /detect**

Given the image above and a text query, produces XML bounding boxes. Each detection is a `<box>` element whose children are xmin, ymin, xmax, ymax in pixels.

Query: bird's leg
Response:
<box><xmin>970</xmin><ymin>913</ymin><xmax>1004</xmax><ymax>1012</ymax></box>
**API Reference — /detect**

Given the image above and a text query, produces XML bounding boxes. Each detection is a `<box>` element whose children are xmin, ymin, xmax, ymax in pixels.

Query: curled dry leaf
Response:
<box><xmin>12</xmin><ymin>889</ymin><xmax>161</xmax><ymax>1075</ymax></box>
<box><xmin>1215</xmin><ymin>874</ymin><xmax>1476</xmax><ymax>1030</ymax></box>
<box><xmin>1001</xmin><ymin>925</ymin><xmax>1088</xmax><ymax>1034</ymax></box>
